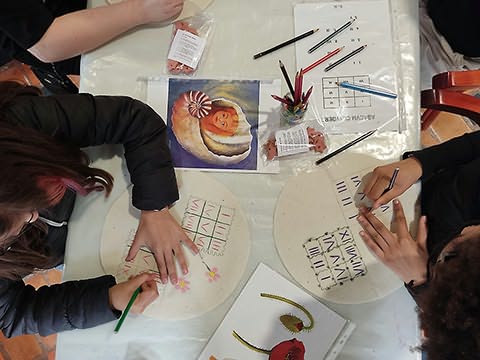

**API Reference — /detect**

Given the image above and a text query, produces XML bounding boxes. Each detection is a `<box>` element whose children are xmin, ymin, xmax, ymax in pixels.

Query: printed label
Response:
<box><xmin>274</xmin><ymin>124</ymin><xmax>310</xmax><ymax>157</ymax></box>
<box><xmin>167</xmin><ymin>30</ymin><xmax>206</xmax><ymax>69</ymax></box>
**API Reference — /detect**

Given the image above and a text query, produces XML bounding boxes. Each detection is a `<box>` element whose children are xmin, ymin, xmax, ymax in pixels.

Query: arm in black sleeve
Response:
<box><xmin>0</xmin><ymin>1</ymin><xmax>54</xmax><ymax>49</ymax></box>
<box><xmin>0</xmin><ymin>276</ymin><xmax>120</xmax><ymax>337</ymax></box>
<box><xmin>404</xmin><ymin>131</ymin><xmax>480</xmax><ymax>180</ymax></box>
<box><xmin>6</xmin><ymin>93</ymin><xmax>179</xmax><ymax>210</ymax></box>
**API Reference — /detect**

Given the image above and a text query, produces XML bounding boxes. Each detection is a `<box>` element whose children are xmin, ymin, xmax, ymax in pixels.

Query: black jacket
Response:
<box><xmin>0</xmin><ymin>93</ymin><xmax>178</xmax><ymax>337</ymax></box>
<box><xmin>404</xmin><ymin>131</ymin><xmax>480</xmax><ymax>301</ymax></box>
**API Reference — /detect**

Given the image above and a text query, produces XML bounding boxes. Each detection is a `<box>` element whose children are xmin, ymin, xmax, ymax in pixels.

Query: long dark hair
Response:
<box><xmin>0</xmin><ymin>81</ymin><xmax>114</xmax><ymax>279</ymax></box>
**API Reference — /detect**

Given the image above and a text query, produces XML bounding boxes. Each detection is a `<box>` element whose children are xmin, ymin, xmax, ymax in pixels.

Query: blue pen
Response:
<box><xmin>337</xmin><ymin>81</ymin><xmax>397</xmax><ymax>99</ymax></box>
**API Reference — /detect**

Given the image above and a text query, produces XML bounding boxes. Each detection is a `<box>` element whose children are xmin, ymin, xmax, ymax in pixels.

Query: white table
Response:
<box><xmin>57</xmin><ymin>0</ymin><xmax>421</xmax><ymax>359</ymax></box>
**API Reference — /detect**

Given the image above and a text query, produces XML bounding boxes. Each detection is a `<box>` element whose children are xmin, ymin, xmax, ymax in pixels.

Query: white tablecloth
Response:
<box><xmin>57</xmin><ymin>0</ymin><xmax>421</xmax><ymax>359</ymax></box>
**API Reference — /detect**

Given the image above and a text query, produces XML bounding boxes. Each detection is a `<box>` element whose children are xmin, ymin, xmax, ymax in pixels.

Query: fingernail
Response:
<box><xmin>359</xmin><ymin>231</ymin><xmax>365</xmax><ymax>236</ymax></box>
<box><xmin>393</xmin><ymin>199</ymin><xmax>399</xmax><ymax>205</ymax></box>
<box><xmin>183</xmin><ymin>268</ymin><xmax>188</xmax><ymax>275</ymax></box>
<box><xmin>171</xmin><ymin>276</ymin><xmax>178</xmax><ymax>285</ymax></box>
<box><xmin>161</xmin><ymin>277</ymin><xmax>168</xmax><ymax>284</ymax></box>
<box><xmin>357</xmin><ymin>215</ymin><xmax>363</xmax><ymax>222</ymax></box>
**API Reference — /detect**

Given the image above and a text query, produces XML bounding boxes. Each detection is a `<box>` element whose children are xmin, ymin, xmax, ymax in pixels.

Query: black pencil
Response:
<box><xmin>315</xmin><ymin>130</ymin><xmax>376</xmax><ymax>165</ymax></box>
<box><xmin>254</xmin><ymin>28</ymin><xmax>319</xmax><ymax>59</ymax></box>
<box><xmin>279</xmin><ymin>60</ymin><xmax>295</xmax><ymax>97</ymax></box>
<box><xmin>308</xmin><ymin>19</ymin><xmax>356</xmax><ymax>54</ymax></box>
<box><xmin>324</xmin><ymin>44</ymin><xmax>367</xmax><ymax>72</ymax></box>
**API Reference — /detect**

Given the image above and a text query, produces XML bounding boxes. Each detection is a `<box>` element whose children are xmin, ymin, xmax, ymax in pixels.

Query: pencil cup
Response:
<box><xmin>280</xmin><ymin>102</ymin><xmax>308</xmax><ymax>125</ymax></box>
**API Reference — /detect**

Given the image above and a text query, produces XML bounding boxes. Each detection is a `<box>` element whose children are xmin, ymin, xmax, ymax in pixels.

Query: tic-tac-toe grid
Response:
<box><xmin>303</xmin><ymin>227</ymin><xmax>366</xmax><ymax>290</ymax></box>
<box><xmin>181</xmin><ymin>196</ymin><xmax>235</xmax><ymax>256</ymax></box>
<box><xmin>322</xmin><ymin>75</ymin><xmax>371</xmax><ymax>109</ymax></box>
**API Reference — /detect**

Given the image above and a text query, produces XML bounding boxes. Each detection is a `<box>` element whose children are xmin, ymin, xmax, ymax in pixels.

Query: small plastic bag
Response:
<box><xmin>263</xmin><ymin>121</ymin><xmax>328</xmax><ymax>161</ymax></box>
<box><xmin>166</xmin><ymin>14</ymin><xmax>214</xmax><ymax>75</ymax></box>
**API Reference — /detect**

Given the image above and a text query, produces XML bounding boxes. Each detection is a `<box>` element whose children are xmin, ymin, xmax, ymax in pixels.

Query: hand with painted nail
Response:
<box><xmin>356</xmin><ymin>200</ymin><xmax>428</xmax><ymax>285</ymax></box>
<box><xmin>126</xmin><ymin>207</ymin><xmax>199</xmax><ymax>285</ymax></box>
<box><xmin>364</xmin><ymin>157</ymin><xmax>422</xmax><ymax>210</ymax></box>
<box><xmin>108</xmin><ymin>272</ymin><xmax>159</xmax><ymax>313</ymax></box>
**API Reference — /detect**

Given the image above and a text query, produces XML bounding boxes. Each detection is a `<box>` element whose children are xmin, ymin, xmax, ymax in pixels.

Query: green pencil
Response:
<box><xmin>114</xmin><ymin>287</ymin><xmax>141</xmax><ymax>333</ymax></box>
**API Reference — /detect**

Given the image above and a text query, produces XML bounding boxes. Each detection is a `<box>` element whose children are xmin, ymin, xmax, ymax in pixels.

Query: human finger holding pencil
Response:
<box><xmin>109</xmin><ymin>273</ymin><xmax>159</xmax><ymax>316</ymax></box>
<box><xmin>363</xmin><ymin>157</ymin><xmax>423</xmax><ymax>210</ymax></box>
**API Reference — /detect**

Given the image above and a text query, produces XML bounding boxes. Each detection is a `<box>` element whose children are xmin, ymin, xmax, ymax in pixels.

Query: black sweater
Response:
<box><xmin>0</xmin><ymin>93</ymin><xmax>178</xmax><ymax>337</ymax></box>
<box><xmin>404</xmin><ymin>131</ymin><xmax>480</xmax><ymax>300</ymax></box>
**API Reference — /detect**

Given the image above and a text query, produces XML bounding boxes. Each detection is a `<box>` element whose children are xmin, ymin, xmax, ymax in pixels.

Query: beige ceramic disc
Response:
<box><xmin>105</xmin><ymin>0</ymin><xmax>213</xmax><ymax>22</ymax></box>
<box><xmin>100</xmin><ymin>170</ymin><xmax>250</xmax><ymax>320</ymax></box>
<box><xmin>274</xmin><ymin>153</ymin><xmax>420</xmax><ymax>304</ymax></box>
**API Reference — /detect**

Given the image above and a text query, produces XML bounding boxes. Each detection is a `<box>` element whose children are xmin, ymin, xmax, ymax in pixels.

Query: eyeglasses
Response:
<box><xmin>0</xmin><ymin>212</ymin><xmax>35</xmax><ymax>256</ymax></box>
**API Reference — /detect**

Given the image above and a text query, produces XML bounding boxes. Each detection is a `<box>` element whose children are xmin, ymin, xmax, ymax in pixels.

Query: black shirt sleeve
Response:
<box><xmin>404</xmin><ymin>131</ymin><xmax>480</xmax><ymax>180</ymax></box>
<box><xmin>6</xmin><ymin>93</ymin><xmax>179</xmax><ymax>210</ymax></box>
<box><xmin>0</xmin><ymin>275</ymin><xmax>120</xmax><ymax>337</ymax></box>
<box><xmin>0</xmin><ymin>1</ymin><xmax>54</xmax><ymax>49</ymax></box>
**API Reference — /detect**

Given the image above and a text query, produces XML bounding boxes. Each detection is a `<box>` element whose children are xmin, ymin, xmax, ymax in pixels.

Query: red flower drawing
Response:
<box><xmin>269</xmin><ymin>339</ymin><xmax>305</xmax><ymax>360</ymax></box>
<box><xmin>232</xmin><ymin>331</ymin><xmax>305</xmax><ymax>360</ymax></box>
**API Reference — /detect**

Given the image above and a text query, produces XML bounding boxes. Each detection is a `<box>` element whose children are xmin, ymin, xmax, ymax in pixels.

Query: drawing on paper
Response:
<box><xmin>322</xmin><ymin>75</ymin><xmax>371</xmax><ymax>109</ymax></box>
<box><xmin>167</xmin><ymin>78</ymin><xmax>260</xmax><ymax>170</ymax></box>
<box><xmin>181</xmin><ymin>196</ymin><xmax>235</xmax><ymax>256</ymax></box>
<box><xmin>260</xmin><ymin>293</ymin><xmax>314</xmax><ymax>334</ymax></box>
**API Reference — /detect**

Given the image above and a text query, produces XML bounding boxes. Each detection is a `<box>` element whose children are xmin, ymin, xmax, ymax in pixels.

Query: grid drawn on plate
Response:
<box><xmin>322</xmin><ymin>75</ymin><xmax>371</xmax><ymax>109</ymax></box>
<box><xmin>303</xmin><ymin>227</ymin><xmax>367</xmax><ymax>290</ymax></box>
<box><xmin>181</xmin><ymin>196</ymin><xmax>235</xmax><ymax>256</ymax></box>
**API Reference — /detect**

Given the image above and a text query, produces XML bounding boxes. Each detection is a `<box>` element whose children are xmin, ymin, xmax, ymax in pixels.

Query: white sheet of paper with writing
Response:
<box><xmin>294</xmin><ymin>1</ymin><xmax>399</xmax><ymax>133</ymax></box>
<box><xmin>274</xmin><ymin>153</ymin><xmax>419</xmax><ymax>304</ymax></box>
<box><xmin>101</xmin><ymin>170</ymin><xmax>250</xmax><ymax>320</ymax></box>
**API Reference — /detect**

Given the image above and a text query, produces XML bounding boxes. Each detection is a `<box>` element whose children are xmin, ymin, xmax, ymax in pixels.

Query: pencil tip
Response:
<box><xmin>313</xmin><ymin>28</ymin><xmax>319</xmax><ymax>32</ymax></box>
<box><xmin>351</xmin><ymin>18</ymin><xmax>357</xmax><ymax>23</ymax></box>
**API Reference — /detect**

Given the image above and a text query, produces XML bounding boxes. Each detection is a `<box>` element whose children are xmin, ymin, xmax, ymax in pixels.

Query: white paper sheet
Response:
<box><xmin>294</xmin><ymin>1</ymin><xmax>399</xmax><ymax>134</ymax></box>
<box><xmin>199</xmin><ymin>263</ymin><xmax>354</xmax><ymax>360</ymax></box>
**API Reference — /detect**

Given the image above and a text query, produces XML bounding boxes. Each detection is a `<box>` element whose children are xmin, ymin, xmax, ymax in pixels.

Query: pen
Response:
<box><xmin>114</xmin><ymin>287</ymin><xmax>141</xmax><ymax>333</ymax></box>
<box><xmin>383</xmin><ymin>167</ymin><xmax>400</xmax><ymax>194</ymax></box>
<box><xmin>337</xmin><ymin>81</ymin><xmax>397</xmax><ymax>99</ymax></box>
<box><xmin>254</xmin><ymin>28</ymin><xmax>319</xmax><ymax>59</ymax></box>
<box><xmin>278</xmin><ymin>60</ymin><xmax>295</xmax><ymax>97</ymax></box>
<box><xmin>315</xmin><ymin>130</ymin><xmax>376</xmax><ymax>165</ymax></box>
<box><xmin>303</xmin><ymin>46</ymin><xmax>344</xmax><ymax>74</ymax></box>
<box><xmin>308</xmin><ymin>19</ymin><xmax>356</xmax><ymax>54</ymax></box>
<box><xmin>324</xmin><ymin>45</ymin><xmax>367</xmax><ymax>72</ymax></box>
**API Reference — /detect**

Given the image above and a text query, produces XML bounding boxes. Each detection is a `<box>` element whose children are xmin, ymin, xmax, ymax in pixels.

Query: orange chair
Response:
<box><xmin>421</xmin><ymin>69</ymin><xmax>480</xmax><ymax>130</ymax></box>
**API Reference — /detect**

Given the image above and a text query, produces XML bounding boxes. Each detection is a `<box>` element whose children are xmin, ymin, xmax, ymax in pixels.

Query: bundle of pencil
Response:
<box><xmin>272</xmin><ymin>62</ymin><xmax>313</xmax><ymax>113</ymax></box>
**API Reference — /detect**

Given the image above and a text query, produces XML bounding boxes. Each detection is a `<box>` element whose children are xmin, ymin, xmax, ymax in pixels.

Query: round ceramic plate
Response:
<box><xmin>100</xmin><ymin>170</ymin><xmax>250</xmax><ymax>320</ymax></box>
<box><xmin>274</xmin><ymin>153</ymin><xmax>420</xmax><ymax>304</ymax></box>
<box><xmin>105</xmin><ymin>0</ymin><xmax>213</xmax><ymax>22</ymax></box>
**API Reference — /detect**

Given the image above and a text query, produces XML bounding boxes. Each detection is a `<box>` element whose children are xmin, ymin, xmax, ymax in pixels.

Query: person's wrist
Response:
<box><xmin>405</xmin><ymin>156</ymin><xmax>423</xmax><ymax>180</ymax></box>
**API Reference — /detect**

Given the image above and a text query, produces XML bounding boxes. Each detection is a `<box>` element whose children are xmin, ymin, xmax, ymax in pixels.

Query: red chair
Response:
<box><xmin>421</xmin><ymin>69</ymin><xmax>480</xmax><ymax>130</ymax></box>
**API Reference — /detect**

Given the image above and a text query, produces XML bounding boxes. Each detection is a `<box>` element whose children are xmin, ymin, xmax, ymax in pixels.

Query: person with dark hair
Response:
<box><xmin>0</xmin><ymin>81</ymin><xmax>198</xmax><ymax>337</ymax></box>
<box><xmin>356</xmin><ymin>131</ymin><xmax>480</xmax><ymax>358</ymax></box>
<box><xmin>0</xmin><ymin>0</ymin><xmax>184</xmax><ymax>94</ymax></box>
<box><xmin>426</xmin><ymin>0</ymin><xmax>480</xmax><ymax>58</ymax></box>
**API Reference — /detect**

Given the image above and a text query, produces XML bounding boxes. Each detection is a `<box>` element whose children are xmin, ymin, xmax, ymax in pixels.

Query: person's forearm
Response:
<box><xmin>28</xmin><ymin>0</ymin><xmax>146</xmax><ymax>63</ymax></box>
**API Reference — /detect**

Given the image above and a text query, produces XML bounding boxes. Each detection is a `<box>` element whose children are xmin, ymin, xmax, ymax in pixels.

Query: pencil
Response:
<box><xmin>315</xmin><ymin>130</ymin><xmax>376</xmax><ymax>165</ymax></box>
<box><xmin>308</xmin><ymin>19</ymin><xmax>356</xmax><ymax>54</ymax></box>
<box><xmin>114</xmin><ymin>287</ymin><xmax>141</xmax><ymax>333</ymax></box>
<box><xmin>303</xmin><ymin>46</ymin><xmax>344</xmax><ymax>74</ymax></box>
<box><xmin>337</xmin><ymin>81</ymin><xmax>397</xmax><ymax>99</ymax></box>
<box><xmin>279</xmin><ymin>60</ymin><xmax>295</xmax><ymax>97</ymax></box>
<box><xmin>384</xmin><ymin>167</ymin><xmax>400</xmax><ymax>194</ymax></box>
<box><xmin>253</xmin><ymin>28</ymin><xmax>319</xmax><ymax>59</ymax></box>
<box><xmin>324</xmin><ymin>45</ymin><xmax>367</xmax><ymax>72</ymax></box>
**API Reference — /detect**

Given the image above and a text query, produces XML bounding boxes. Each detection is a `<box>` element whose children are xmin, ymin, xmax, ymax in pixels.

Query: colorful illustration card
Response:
<box><xmin>199</xmin><ymin>263</ymin><xmax>355</xmax><ymax>360</ymax></box>
<box><xmin>146</xmin><ymin>77</ymin><xmax>281</xmax><ymax>173</ymax></box>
